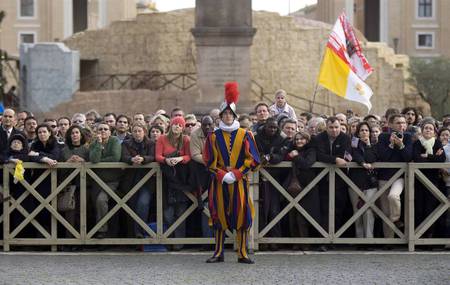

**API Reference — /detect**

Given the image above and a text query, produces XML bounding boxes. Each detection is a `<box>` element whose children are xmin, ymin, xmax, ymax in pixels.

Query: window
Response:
<box><xmin>19</xmin><ymin>0</ymin><xmax>36</xmax><ymax>18</ymax></box>
<box><xmin>17</xmin><ymin>31</ymin><xmax>36</xmax><ymax>48</ymax></box>
<box><xmin>416</xmin><ymin>32</ymin><xmax>434</xmax><ymax>49</ymax></box>
<box><xmin>418</xmin><ymin>0</ymin><xmax>433</xmax><ymax>18</ymax></box>
<box><xmin>20</xmin><ymin>33</ymin><xmax>35</xmax><ymax>43</ymax></box>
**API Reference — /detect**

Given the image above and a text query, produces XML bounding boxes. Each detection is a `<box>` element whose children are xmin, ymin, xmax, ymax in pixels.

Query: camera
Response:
<box><xmin>393</xmin><ymin>131</ymin><xmax>403</xmax><ymax>140</ymax></box>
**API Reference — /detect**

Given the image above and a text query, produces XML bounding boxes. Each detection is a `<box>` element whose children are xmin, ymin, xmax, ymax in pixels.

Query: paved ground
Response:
<box><xmin>0</xmin><ymin>251</ymin><xmax>449</xmax><ymax>285</ymax></box>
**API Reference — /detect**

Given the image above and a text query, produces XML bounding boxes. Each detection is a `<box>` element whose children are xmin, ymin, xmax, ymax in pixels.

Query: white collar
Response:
<box><xmin>219</xmin><ymin>120</ymin><xmax>240</xmax><ymax>133</ymax></box>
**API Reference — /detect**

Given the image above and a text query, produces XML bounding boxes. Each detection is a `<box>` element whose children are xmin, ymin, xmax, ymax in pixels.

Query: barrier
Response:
<box><xmin>1</xmin><ymin>162</ymin><xmax>449</xmax><ymax>251</ymax></box>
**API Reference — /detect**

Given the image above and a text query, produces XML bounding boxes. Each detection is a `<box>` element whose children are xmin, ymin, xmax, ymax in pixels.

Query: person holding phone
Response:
<box><xmin>377</xmin><ymin>114</ymin><xmax>413</xmax><ymax>238</ymax></box>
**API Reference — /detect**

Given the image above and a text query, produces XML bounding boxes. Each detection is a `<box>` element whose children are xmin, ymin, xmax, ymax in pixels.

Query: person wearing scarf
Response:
<box><xmin>203</xmin><ymin>82</ymin><xmax>260</xmax><ymax>264</ymax></box>
<box><xmin>413</xmin><ymin>120</ymin><xmax>446</xmax><ymax>238</ymax></box>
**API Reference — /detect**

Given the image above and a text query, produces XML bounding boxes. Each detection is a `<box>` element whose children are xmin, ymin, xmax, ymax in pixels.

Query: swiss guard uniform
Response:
<box><xmin>203</xmin><ymin>82</ymin><xmax>260</xmax><ymax>264</ymax></box>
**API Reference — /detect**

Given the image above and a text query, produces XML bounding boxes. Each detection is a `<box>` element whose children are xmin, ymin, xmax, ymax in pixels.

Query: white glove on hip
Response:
<box><xmin>222</xmin><ymin>172</ymin><xmax>236</xmax><ymax>184</ymax></box>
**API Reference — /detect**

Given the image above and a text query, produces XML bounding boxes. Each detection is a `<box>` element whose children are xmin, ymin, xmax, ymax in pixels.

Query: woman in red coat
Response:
<box><xmin>156</xmin><ymin>116</ymin><xmax>192</xmax><ymax>250</ymax></box>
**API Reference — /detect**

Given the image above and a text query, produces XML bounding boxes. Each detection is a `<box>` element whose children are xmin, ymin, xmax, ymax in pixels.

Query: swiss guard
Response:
<box><xmin>203</xmin><ymin>82</ymin><xmax>260</xmax><ymax>264</ymax></box>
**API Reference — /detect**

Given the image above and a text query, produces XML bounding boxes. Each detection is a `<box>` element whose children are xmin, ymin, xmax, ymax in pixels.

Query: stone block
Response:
<box><xmin>20</xmin><ymin>43</ymin><xmax>79</xmax><ymax>114</ymax></box>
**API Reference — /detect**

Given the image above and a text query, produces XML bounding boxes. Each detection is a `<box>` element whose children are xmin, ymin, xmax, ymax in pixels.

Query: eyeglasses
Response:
<box><xmin>73</xmin><ymin>120</ymin><xmax>84</xmax><ymax>124</ymax></box>
<box><xmin>185</xmin><ymin>123</ymin><xmax>196</xmax><ymax>128</ymax></box>
<box><xmin>98</xmin><ymin>128</ymin><xmax>109</xmax><ymax>131</ymax></box>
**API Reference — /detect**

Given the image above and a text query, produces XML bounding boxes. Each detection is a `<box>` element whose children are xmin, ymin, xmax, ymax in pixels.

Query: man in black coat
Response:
<box><xmin>376</xmin><ymin>113</ymin><xmax>413</xmax><ymax>238</ymax></box>
<box><xmin>255</xmin><ymin>117</ymin><xmax>285</xmax><ymax>248</ymax></box>
<box><xmin>0</xmin><ymin>109</ymin><xmax>24</xmax><ymax>159</ymax></box>
<box><xmin>313</xmin><ymin>116</ymin><xmax>351</xmax><ymax>233</ymax></box>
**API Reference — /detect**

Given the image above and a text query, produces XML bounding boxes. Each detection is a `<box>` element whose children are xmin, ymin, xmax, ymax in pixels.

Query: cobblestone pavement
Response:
<box><xmin>0</xmin><ymin>251</ymin><xmax>449</xmax><ymax>285</ymax></box>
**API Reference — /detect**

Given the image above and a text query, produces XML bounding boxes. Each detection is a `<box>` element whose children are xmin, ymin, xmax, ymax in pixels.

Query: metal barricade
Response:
<box><xmin>1</xmin><ymin>162</ymin><xmax>449</xmax><ymax>251</ymax></box>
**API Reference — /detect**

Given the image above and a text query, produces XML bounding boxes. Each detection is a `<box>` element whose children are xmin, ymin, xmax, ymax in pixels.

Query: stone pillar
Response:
<box><xmin>345</xmin><ymin>0</ymin><xmax>354</xmax><ymax>24</ymax></box>
<box><xmin>379</xmin><ymin>0</ymin><xmax>389</xmax><ymax>43</ymax></box>
<box><xmin>191</xmin><ymin>0</ymin><xmax>256</xmax><ymax>113</ymax></box>
<box><xmin>63</xmin><ymin>0</ymin><xmax>73</xmax><ymax>38</ymax></box>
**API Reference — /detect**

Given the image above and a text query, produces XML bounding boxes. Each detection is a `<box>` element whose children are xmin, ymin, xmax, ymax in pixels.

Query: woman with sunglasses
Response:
<box><xmin>183</xmin><ymin>114</ymin><xmax>198</xmax><ymax>136</ymax></box>
<box><xmin>89</xmin><ymin>122</ymin><xmax>122</xmax><ymax>238</ymax></box>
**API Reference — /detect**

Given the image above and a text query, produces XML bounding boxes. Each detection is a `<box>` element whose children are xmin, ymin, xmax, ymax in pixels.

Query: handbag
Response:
<box><xmin>57</xmin><ymin>185</ymin><xmax>76</xmax><ymax>212</ymax></box>
<box><xmin>287</xmin><ymin>166</ymin><xmax>302</xmax><ymax>197</ymax></box>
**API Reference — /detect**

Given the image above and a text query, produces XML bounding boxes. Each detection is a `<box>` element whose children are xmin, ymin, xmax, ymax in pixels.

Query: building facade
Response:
<box><xmin>0</xmin><ymin>0</ymin><xmax>137</xmax><ymax>57</ymax></box>
<box><xmin>299</xmin><ymin>0</ymin><xmax>450</xmax><ymax>58</ymax></box>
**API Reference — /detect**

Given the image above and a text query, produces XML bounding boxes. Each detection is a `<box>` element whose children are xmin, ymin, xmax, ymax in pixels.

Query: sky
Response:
<box><xmin>152</xmin><ymin>0</ymin><xmax>318</xmax><ymax>16</ymax></box>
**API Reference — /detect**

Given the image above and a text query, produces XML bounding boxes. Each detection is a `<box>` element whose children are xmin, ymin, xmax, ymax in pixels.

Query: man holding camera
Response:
<box><xmin>377</xmin><ymin>114</ymin><xmax>413</xmax><ymax>238</ymax></box>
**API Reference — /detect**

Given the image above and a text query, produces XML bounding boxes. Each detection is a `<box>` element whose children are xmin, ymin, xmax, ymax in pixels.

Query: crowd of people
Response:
<box><xmin>0</xmin><ymin>88</ymin><xmax>449</xmax><ymax>252</ymax></box>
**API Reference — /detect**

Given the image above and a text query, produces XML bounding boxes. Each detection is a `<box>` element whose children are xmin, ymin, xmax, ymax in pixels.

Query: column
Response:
<box><xmin>379</xmin><ymin>0</ymin><xmax>389</xmax><ymax>43</ymax></box>
<box><xmin>345</xmin><ymin>0</ymin><xmax>354</xmax><ymax>24</ymax></box>
<box><xmin>98</xmin><ymin>0</ymin><xmax>107</xmax><ymax>28</ymax></box>
<box><xmin>63</xmin><ymin>0</ymin><xmax>73</xmax><ymax>38</ymax></box>
<box><xmin>191</xmin><ymin>0</ymin><xmax>257</xmax><ymax>113</ymax></box>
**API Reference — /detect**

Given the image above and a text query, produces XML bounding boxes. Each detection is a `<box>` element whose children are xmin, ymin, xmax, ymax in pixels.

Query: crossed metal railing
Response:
<box><xmin>1</xmin><ymin>162</ymin><xmax>449</xmax><ymax>251</ymax></box>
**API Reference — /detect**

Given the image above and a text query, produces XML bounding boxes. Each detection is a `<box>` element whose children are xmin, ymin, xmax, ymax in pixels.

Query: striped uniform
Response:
<box><xmin>203</xmin><ymin>127</ymin><xmax>260</xmax><ymax>258</ymax></box>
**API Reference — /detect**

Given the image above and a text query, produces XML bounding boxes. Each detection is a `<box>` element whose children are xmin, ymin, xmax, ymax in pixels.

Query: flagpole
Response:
<box><xmin>310</xmin><ymin>83</ymin><xmax>319</xmax><ymax>113</ymax></box>
<box><xmin>310</xmin><ymin>39</ymin><xmax>327</xmax><ymax>114</ymax></box>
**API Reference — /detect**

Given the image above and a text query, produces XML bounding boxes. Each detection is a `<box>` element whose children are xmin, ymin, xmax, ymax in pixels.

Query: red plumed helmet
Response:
<box><xmin>224</xmin><ymin>82</ymin><xmax>239</xmax><ymax>104</ymax></box>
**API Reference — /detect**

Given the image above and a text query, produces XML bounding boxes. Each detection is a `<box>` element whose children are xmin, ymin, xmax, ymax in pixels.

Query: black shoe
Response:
<box><xmin>96</xmin><ymin>245</ymin><xmax>108</xmax><ymax>251</ymax></box>
<box><xmin>259</xmin><ymin>244</ymin><xmax>268</xmax><ymax>251</ymax></box>
<box><xmin>238</xmin><ymin>257</ymin><xmax>255</xmax><ymax>264</ymax></box>
<box><xmin>317</xmin><ymin>245</ymin><xmax>328</xmax><ymax>252</ymax></box>
<box><xmin>269</xmin><ymin>244</ymin><xmax>279</xmax><ymax>251</ymax></box>
<box><xmin>206</xmin><ymin>256</ymin><xmax>224</xmax><ymax>263</ymax></box>
<box><xmin>171</xmin><ymin>245</ymin><xmax>183</xmax><ymax>251</ymax></box>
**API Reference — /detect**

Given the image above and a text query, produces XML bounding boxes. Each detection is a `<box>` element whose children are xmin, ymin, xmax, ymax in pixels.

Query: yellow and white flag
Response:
<box><xmin>318</xmin><ymin>13</ymin><xmax>374</xmax><ymax>111</ymax></box>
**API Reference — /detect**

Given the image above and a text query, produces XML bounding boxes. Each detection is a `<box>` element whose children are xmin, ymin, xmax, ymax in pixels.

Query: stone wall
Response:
<box><xmin>61</xmin><ymin>9</ymin><xmax>425</xmax><ymax>117</ymax></box>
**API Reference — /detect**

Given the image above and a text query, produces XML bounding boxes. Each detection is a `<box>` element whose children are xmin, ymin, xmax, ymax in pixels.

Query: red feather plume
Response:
<box><xmin>224</xmin><ymin>82</ymin><xmax>239</xmax><ymax>104</ymax></box>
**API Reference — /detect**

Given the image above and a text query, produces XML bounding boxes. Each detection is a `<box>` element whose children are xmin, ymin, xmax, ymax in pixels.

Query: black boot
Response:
<box><xmin>206</xmin><ymin>255</ymin><xmax>224</xmax><ymax>263</ymax></box>
<box><xmin>238</xmin><ymin>257</ymin><xmax>255</xmax><ymax>264</ymax></box>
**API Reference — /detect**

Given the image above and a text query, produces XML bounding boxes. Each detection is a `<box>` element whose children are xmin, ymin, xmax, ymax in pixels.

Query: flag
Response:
<box><xmin>318</xmin><ymin>13</ymin><xmax>374</xmax><ymax>111</ymax></box>
<box><xmin>0</xmin><ymin>101</ymin><xmax>4</xmax><ymax>113</ymax></box>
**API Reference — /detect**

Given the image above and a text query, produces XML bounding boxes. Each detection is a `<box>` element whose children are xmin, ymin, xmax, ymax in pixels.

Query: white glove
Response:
<box><xmin>222</xmin><ymin>172</ymin><xmax>236</xmax><ymax>184</ymax></box>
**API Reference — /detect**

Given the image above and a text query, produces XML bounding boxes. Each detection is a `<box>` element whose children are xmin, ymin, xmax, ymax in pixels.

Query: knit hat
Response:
<box><xmin>170</xmin><ymin>116</ymin><xmax>186</xmax><ymax>128</ymax></box>
<box><xmin>219</xmin><ymin>82</ymin><xmax>240</xmax><ymax>118</ymax></box>
<box><xmin>8</xmin><ymin>133</ymin><xmax>29</xmax><ymax>152</ymax></box>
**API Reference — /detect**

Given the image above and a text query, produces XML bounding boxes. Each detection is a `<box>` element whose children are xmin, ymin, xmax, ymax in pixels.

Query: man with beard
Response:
<box><xmin>254</xmin><ymin>117</ymin><xmax>285</xmax><ymax>250</ymax></box>
<box><xmin>24</xmin><ymin>116</ymin><xmax>38</xmax><ymax>146</ymax></box>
